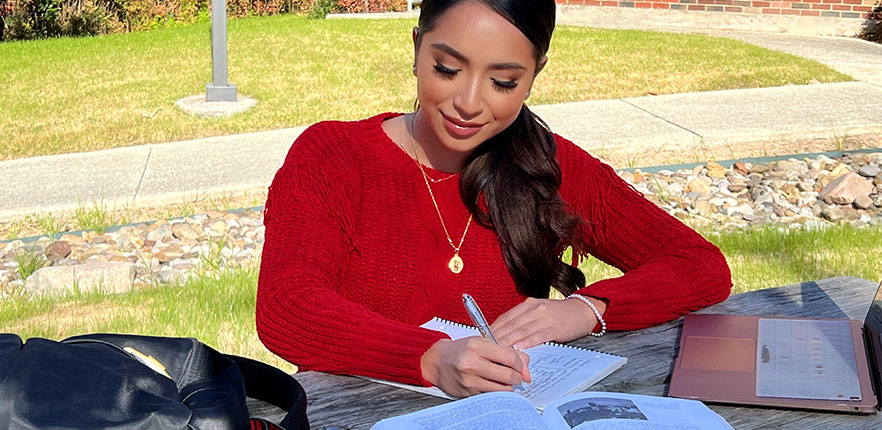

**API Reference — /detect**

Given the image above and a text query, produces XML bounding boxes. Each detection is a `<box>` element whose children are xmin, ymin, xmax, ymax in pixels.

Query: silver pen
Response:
<box><xmin>462</xmin><ymin>293</ymin><xmax>528</xmax><ymax>390</ymax></box>
<box><xmin>463</xmin><ymin>293</ymin><xmax>498</xmax><ymax>343</ymax></box>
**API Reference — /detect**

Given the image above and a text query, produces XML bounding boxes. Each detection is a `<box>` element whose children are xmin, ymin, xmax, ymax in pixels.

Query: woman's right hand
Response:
<box><xmin>420</xmin><ymin>338</ymin><xmax>532</xmax><ymax>398</ymax></box>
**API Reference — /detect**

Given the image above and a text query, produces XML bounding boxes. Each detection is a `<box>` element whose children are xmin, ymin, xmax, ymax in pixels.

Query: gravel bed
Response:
<box><xmin>1</xmin><ymin>151</ymin><xmax>880</xmax><ymax>297</ymax></box>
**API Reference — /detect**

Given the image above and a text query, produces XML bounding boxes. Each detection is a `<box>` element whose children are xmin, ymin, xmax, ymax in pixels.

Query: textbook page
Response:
<box><xmin>541</xmin><ymin>392</ymin><xmax>734</xmax><ymax>430</ymax></box>
<box><xmin>371</xmin><ymin>391</ymin><xmax>548</xmax><ymax>430</ymax></box>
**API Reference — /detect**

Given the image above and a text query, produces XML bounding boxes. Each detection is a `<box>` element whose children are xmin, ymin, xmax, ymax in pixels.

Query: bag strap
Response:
<box><xmin>225</xmin><ymin>354</ymin><xmax>309</xmax><ymax>430</ymax></box>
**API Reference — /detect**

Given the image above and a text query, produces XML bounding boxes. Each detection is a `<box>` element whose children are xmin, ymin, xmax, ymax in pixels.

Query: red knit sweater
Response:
<box><xmin>256</xmin><ymin>112</ymin><xmax>732</xmax><ymax>386</ymax></box>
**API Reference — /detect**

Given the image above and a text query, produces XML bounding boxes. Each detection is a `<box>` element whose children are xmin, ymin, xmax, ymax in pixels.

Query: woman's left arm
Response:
<box><xmin>492</xmin><ymin>138</ymin><xmax>732</xmax><ymax>348</ymax></box>
<box><xmin>559</xmin><ymin>139</ymin><xmax>732</xmax><ymax>331</ymax></box>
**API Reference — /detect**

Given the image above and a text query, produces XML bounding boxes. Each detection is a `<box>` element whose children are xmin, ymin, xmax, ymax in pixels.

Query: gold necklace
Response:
<box><xmin>425</xmin><ymin>172</ymin><xmax>458</xmax><ymax>184</ymax></box>
<box><xmin>409</xmin><ymin>113</ymin><xmax>473</xmax><ymax>274</ymax></box>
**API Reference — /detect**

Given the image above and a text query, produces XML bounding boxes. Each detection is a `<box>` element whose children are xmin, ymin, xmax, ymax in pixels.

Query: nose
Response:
<box><xmin>453</xmin><ymin>77</ymin><xmax>483</xmax><ymax>120</ymax></box>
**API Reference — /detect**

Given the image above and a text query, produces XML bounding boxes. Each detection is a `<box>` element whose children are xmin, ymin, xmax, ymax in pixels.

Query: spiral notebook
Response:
<box><xmin>369</xmin><ymin>317</ymin><xmax>627</xmax><ymax>410</ymax></box>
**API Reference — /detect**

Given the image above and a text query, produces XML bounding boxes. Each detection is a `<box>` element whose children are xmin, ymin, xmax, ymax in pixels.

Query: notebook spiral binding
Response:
<box><xmin>430</xmin><ymin>317</ymin><xmax>609</xmax><ymax>355</ymax></box>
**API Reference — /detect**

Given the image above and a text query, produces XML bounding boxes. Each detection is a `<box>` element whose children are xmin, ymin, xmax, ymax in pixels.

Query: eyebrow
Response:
<box><xmin>430</xmin><ymin>43</ymin><xmax>528</xmax><ymax>71</ymax></box>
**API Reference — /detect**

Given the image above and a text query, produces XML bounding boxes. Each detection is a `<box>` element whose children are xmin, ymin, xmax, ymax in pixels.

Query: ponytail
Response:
<box><xmin>460</xmin><ymin>105</ymin><xmax>586</xmax><ymax>297</ymax></box>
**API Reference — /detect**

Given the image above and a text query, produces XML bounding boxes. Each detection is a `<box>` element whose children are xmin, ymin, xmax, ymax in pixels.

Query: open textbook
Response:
<box><xmin>371</xmin><ymin>390</ymin><xmax>734</xmax><ymax>430</ymax></box>
<box><xmin>369</xmin><ymin>317</ymin><xmax>627</xmax><ymax>410</ymax></box>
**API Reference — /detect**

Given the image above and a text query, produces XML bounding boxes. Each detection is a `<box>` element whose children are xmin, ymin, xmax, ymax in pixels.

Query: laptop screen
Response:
<box><xmin>864</xmin><ymin>280</ymin><xmax>882</xmax><ymax>408</ymax></box>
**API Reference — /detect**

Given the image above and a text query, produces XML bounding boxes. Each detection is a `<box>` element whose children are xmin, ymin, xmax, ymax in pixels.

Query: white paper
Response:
<box><xmin>377</xmin><ymin>318</ymin><xmax>627</xmax><ymax>410</ymax></box>
<box><xmin>541</xmin><ymin>392</ymin><xmax>733</xmax><ymax>430</ymax></box>
<box><xmin>372</xmin><ymin>391</ymin><xmax>547</xmax><ymax>430</ymax></box>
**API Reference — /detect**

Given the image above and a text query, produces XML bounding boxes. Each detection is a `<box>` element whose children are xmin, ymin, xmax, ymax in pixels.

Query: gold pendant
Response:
<box><xmin>448</xmin><ymin>254</ymin><xmax>464</xmax><ymax>274</ymax></box>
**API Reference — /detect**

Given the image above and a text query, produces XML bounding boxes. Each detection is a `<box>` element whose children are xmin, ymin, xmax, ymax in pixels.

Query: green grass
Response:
<box><xmin>4</xmin><ymin>223</ymin><xmax>879</xmax><ymax>368</ymax></box>
<box><xmin>1</xmin><ymin>265</ymin><xmax>297</xmax><ymax>373</ymax></box>
<box><xmin>75</xmin><ymin>200</ymin><xmax>113</xmax><ymax>234</ymax></box>
<box><xmin>707</xmin><ymin>223</ymin><xmax>882</xmax><ymax>294</ymax></box>
<box><xmin>0</xmin><ymin>14</ymin><xmax>851</xmax><ymax>160</ymax></box>
<box><xmin>14</xmin><ymin>244</ymin><xmax>46</xmax><ymax>281</ymax></box>
<box><xmin>36</xmin><ymin>212</ymin><xmax>64</xmax><ymax>238</ymax></box>
<box><xmin>578</xmin><ymin>223</ymin><xmax>882</xmax><ymax>295</ymax></box>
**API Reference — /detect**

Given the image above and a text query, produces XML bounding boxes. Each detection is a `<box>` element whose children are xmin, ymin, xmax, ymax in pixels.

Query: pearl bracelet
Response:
<box><xmin>566</xmin><ymin>294</ymin><xmax>607</xmax><ymax>337</ymax></box>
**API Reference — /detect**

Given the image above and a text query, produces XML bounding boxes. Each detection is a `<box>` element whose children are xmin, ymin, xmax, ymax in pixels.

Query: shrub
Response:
<box><xmin>62</xmin><ymin>2</ymin><xmax>108</xmax><ymax>36</ymax></box>
<box><xmin>0</xmin><ymin>0</ymin><xmax>406</xmax><ymax>41</ymax></box>
<box><xmin>334</xmin><ymin>0</ymin><xmax>404</xmax><ymax>13</ymax></box>
<box><xmin>2</xmin><ymin>0</ymin><xmax>63</xmax><ymax>40</ymax></box>
<box><xmin>859</xmin><ymin>2</ymin><xmax>881</xmax><ymax>44</ymax></box>
<box><xmin>0</xmin><ymin>0</ymin><xmax>311</xmax><ymax>41</ymax></box>
<box><xmin>307</xmin><ymin>0</ymin><xmax>336</xmax><ymax>18</ymax></box>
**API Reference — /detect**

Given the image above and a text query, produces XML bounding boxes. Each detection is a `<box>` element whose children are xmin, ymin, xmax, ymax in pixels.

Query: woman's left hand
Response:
<box><xmin>490</xmin><ymin>297</ymin><xmax>605</xmax><ymax>350</ymax></box>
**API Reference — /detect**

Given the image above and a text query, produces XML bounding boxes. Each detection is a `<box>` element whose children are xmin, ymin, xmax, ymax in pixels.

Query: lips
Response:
<box><xmin>441</xmin><ymin>113</ymin><xmax>484</xmax><ymax>139</ymax></box>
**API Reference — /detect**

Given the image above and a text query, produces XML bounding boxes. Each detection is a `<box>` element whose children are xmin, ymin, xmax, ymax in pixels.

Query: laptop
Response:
<box><xmin>669</xmin><ymin>279</ymin><xmax>882</xmax><ymax>413</ymax></box>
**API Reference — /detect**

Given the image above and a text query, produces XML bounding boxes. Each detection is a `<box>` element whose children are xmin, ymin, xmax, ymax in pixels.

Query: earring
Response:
<box><xmin>526</xmin><ymin>90</ymin><xmax>531</xmax><ymax>99</ymax></box>
<box><xmin>412</xmin><ymin>63</ymin><xmax>417</xmax><ymax>73</ymax></box>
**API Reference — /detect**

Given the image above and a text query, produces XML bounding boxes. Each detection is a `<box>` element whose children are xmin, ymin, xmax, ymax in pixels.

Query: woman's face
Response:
<box><xmin>413</xmin><ymin>1</ymin><xmax>544</xmax><ymax>157</ymax></box>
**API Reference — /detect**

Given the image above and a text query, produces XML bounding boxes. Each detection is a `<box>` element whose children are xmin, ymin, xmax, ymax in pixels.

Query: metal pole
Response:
<box><xmin>206</xmin><ymin>0</ymin><xmax>237</xmax><ymax>102</ymax></box>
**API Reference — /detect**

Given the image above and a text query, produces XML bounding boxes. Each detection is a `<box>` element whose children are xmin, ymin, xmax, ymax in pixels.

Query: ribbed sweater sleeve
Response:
<box><xmin>557</xmin><ymin>136</ymin><xmax>733</xmax><ymax>330</ymax></box>
<box><xmin>255</xmin><ymin>122</ymin><xmax>448</xmax><ymax>386</ymax></box>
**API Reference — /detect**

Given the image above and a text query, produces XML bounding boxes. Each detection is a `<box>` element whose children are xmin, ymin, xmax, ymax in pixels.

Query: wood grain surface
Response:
<box><xmin>248</xmin><ymin>276</ymin><xmax>882</xmax><ymax>430</ymax></box>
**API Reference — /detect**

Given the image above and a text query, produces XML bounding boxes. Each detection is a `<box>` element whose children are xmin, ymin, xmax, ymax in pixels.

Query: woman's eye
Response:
<box><xmin>493</xmin><ymin>79</ymin><xmax>518</xmax><ymax>93</ymax></box>
<box><xmin>433</xmin><ymin>63</ymin><xmax>459</xmax><ymax>77</ymax></box>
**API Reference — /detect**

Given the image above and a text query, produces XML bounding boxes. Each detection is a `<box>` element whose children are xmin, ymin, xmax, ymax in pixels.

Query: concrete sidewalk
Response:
<box><xmin>3</xmin><ymin>81</ymin><xmax>880</xmax><ymax>221</ymax></box>
<box><xmin>2</xmin><ymin>9</ymin><xmax>882</xmax><ymax>221</ymax></box>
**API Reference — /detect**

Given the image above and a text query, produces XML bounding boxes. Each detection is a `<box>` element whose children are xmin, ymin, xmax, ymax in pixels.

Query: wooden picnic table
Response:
<box><xmin>251</xmin><ymin>276</ymin><xmax>881</xmax><ymax>429</ymax></box>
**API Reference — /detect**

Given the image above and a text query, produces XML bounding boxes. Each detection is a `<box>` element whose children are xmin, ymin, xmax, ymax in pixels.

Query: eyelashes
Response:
<box><xmin>491</xmin><ymin>78</ymin><xmax>517</xmax><ymax>93</ymax></box>
<box><xmin>432</xmin><ymin>62</ymin><xmax>518</xmax><ymax>94</ymax></box>
<box><xmin>433</xmin><ymin>63</ymin><xmax>458</xmax><ymax>76</ymax></box>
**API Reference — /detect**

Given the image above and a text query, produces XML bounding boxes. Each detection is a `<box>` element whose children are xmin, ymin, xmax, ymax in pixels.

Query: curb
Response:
<box><xmin>619</xmin><ymin>147</ymin><xmax>882</xmax><ymax>173</ymax></box>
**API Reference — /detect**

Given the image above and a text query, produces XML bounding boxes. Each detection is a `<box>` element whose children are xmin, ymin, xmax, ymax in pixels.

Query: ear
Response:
<box><xmin>536</xmin><ymin>56</ymin><xmax>548</xmax><ymax>75</ymax></box>
<box><xmin>412</xmin><ymin>27</ymin><xmax>421</xmax><ymax>76</ymax></box>
<box><xmin>412</xmin><ymin>26</ymin><xmax>421</xmax><ymax>55</ymax></box>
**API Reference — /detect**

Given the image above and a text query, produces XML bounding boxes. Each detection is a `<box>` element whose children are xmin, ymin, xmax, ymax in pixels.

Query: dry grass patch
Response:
<box><xmin>2</xmin><ymin>267</ymin><xmax>297</xmax><ymax>373</ymax></box>
<box><xmin>4</xmin><ymin>301</ymin><xmax>146</xmax><ymax>337</ymax></box>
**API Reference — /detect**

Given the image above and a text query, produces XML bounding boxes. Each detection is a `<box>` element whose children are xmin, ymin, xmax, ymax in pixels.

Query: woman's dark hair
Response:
<box><xmin>417</xmin><ymin>0</ymin><xmax>587</xmax><ymax>298</ymax></box>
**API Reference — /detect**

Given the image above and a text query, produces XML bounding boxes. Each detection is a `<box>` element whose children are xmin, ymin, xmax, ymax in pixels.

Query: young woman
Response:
<box><xmin>256</xmin><ymin>0</ymin><xmax>731</xmax><ymax>398</ymax></box>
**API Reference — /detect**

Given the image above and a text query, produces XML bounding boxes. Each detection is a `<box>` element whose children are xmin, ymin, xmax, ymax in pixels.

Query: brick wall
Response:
<box><xmin>555</xmin><ymin>0</ymin><xmax>877</xmax><ymax>19</ymax></box>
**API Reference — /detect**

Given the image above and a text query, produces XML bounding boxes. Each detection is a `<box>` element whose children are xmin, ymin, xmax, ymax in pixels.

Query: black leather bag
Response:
<box><xmin>0</xmin><ymin>333</ymin><xmax>308</xmax><ymax>430</ymax></box>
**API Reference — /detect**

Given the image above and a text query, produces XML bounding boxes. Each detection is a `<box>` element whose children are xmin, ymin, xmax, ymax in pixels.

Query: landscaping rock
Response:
<box><xmin>706</xmin><ymin>161</ymin><xmax>727</xmax><ymax>179</ymax></box>
<box><xmin>821</xmin><ymin>206</ymin><xmax>845</xmax><ymax>222</ymax></box>
<box><xmin>24</xmin><ymin>262</ymin><xmax>135</xmax><ymax>297</ymax></box>
<box><xmin>208</xmin><ymin>220</ymin><xmax>228</xmax><ymax>234</ymax></box>
<box><xmin>728</xmin><ymin>183</ymin><xmax>747</xmax><ymax>193</ymax></box>
<box><xmin>45</xmin><ymin>241</ymin><xmax>71</xmax><ymax>260</ymax></box>
<box><xmin>172</xmin><ymin>222</ymin><xmax>200</xmax><ymax>241</ymax></box>
<box><xmin>819</xmin><ymin>173</ymin><xmax>875</xmax><ymax>205</ymax></box>
<box><xmin>750</xmin><ymin>164</ymin><xmax>770</xmax><ymax>174</ymax></box>
<box><xmin>854</xmin><ymin>195</ymin><xmax>874</xmax><ymax>210</ymax></box>
<box><xmin>858</xmin><ymin>165</ymin><xmax>881</xmax><ymax>178</ymax></box>
<box><xmin>5</xmin><ymin>152</ymin><xmax>882</xmax><ymax>294</ymax></box>
<box><xmin>829</xmin><ymin>163</ymin><xmax>850</xmax><ymax>179</ymax></box>
<box><xmin>146</xmin><ymin>222</ymin><xmax>172</xmax><ymax>242</ymax></box>
<box><xmin>687</xmin><ymin>177</ymin><xmax>712</xmax><ymax>195</ymax></box>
